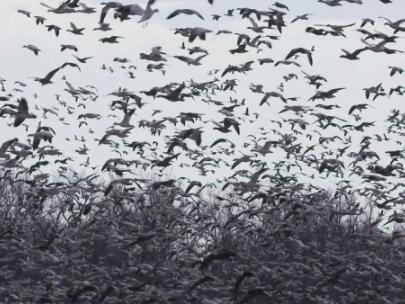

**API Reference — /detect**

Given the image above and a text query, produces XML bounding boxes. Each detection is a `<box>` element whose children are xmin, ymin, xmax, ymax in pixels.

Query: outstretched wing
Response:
<box><xmin>60</xmin><ymin>62</ymin><xmax>81</xmax><ymax>71</ymax></box>
<box><xmin>17</xmin><ymin>98</ymin><xmax>29</xmax><ymax>113</ymax></box>
<box><xmin>100</xmin><ymin>2</ymin><xmax>121</xmax><ymax>24</ymax></box>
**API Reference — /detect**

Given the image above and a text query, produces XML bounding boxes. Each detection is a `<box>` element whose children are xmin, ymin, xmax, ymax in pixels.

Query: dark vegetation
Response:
<box><xmin>1</xmin><ymin>171</ymin><xmax>405</xmax><ymax>304</ymax></box>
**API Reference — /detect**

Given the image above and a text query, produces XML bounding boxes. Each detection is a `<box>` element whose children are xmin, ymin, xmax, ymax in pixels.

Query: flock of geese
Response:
<box><xmin>1</xmin><ymin>0</ymin><xmax>405</xmax><ymax>226</ymax></box>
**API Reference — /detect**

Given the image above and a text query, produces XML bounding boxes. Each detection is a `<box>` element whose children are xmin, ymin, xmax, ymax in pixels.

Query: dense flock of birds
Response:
<box><xmin>4</xmin><ymin>1</ymin><xmax>405</xmax><ymax>303</ymax></box>
<box><xmin>1</xmin><ymin>0</ymin><xmax>405</xmax><ymax>226</ymax></box>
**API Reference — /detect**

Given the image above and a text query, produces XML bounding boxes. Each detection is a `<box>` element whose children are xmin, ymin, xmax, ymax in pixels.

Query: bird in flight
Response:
<box><xmin>14</xmin><ymin>98</ymin><xmax>37</xmax><ymax>127</ymax></box>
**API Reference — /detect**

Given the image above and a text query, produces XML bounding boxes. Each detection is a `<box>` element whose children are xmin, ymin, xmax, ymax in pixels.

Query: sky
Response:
<box><xmin>1</xmin><ymin>0</ymin><xmax>405</xmax><ymax>205</ymax></box>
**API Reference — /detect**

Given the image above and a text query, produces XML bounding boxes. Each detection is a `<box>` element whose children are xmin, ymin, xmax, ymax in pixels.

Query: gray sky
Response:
<box><xmin>1</xmin><ymin>0</ymin><xmax>405</xmax><ymax>204</ymax></box>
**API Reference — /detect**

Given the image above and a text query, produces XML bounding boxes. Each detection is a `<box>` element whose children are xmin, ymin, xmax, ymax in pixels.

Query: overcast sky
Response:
<box><xmin>1</xmin><ymin>0</ymin><xmax>405</xmax><ymax>197</ymax></box>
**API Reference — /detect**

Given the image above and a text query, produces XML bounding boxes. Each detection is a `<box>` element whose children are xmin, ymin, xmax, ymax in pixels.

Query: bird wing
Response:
<box><xmin>14</xmin><ymin>117</ymin><xmax>25</xmax><ymax>127</ymax></box>
<box><xmin>306</xmin><ymin>51</ymin><xmax>313</xmax><ymax>65</ymax></box>
<box><xmin>147</xmin><ymin>0</ymin><xmax>156</xmax><ymax>8</ymax></box>
<box><xmin>60</xmin><ymin>62</ymin><xmax>81</xmax><ymax>71</ymax></box>
<box><xmin>194</xmin><ymin>10</ymin><xmax>204</xmax><ymax>20</ymax></box>
<box><xmin>195</xmin><ymin>54</ymin><xmax>208</xmax><ymax>62</ymax></box>
<box><xmin>260</xmin><ymin>93</ymin><xmax>270</xmax><ymax>105</ymax></box>
<box><xmin>40</xmin><ymin>2</ymin><xmax>55</xmax><ymax>10</ymax></box>
<box><xmin>285</xmin><ymin>49</ymin><xmax>298</xmax><ymax>60</ymax></box>
<box><xmin>43</xmin><ymin>67</ymin><xmax>61</xmax><ymax>82</ymax></box>
<box><xmin>0</xmin><ymin>138</ymin><xmax>17</xmax><ymax>154</ymax></box>
<box><xmin>167</xmin><ymin>10</ymin><xmax>180</xmax><ymax>19</ymax></box>
<box><xmin>100</xmin><ymin>2</ymin><xmax>121</xmax><ymax>24</ymax></box>
<box><xmin>18</xmin><ymin>98</ymin><xmax>29</xmax><ymax>113</ymax></box>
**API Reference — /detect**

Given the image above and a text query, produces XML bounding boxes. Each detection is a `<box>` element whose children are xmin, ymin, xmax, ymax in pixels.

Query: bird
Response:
<box><xmin>340</xmin><ymin>48</ymin><xmax>367</xmax><ymax>60</ymax></box>
<box><xmin>33</xmin><ymin>67</ymin><xmax>62</xmax><ymax>85</ymax></box>
<box><xmin>67</xmin><ymin>22</ymin><xmax>85</xmax><ymax>35</ymax></box>
<box><xmin>17</xmin><ymin>9</ymin><xmax>31</xmax><ymax>17</ymax></box>
<box><xmin>100</xmin><ymin>2</ymin><xmax>147</xmax><ymax>23</ymax></box>
<box><xmin>167</xmin><ymin>9</ymin><xmax>204</xmax><ymax>20</ymax></box>
<box><xmin>93</xmin><ymin>23</ymin><xmax>112</xmax><ymax>31</ymax></box>
<box><xmin>173</xmin><ymin>54</ymin><xmax>208</xmax><ymax>66</ymax></box>
<box><xmin>34</xmin><ymin>16</ymin><xmax>46</xmax><ymax>25</ymax></box>
<box><xmin>388</xmin><ymin>66</ymin><xmax>404</xmax><ymax>76</ymax></box>
<box><xmin>174</xmin><ymin>27</ymin><xmax>212</xmax><ymax>42</ymax></box>
<box><xmin>14</xmin><ymin>98</ymin><xmax>37</xmax><ymax>127</ymax></box>
<box><xmin>23</xmin><ymin>44</ymin><xmax>41</xmax><ymax>55</ymax></box>
<box><xmin>60</xmin><ymin>44</ymin><xmax>78</xmax><ymax>52</ymax></box>
<box><xmin>138</xmin><ymin>0</ymin><xmax>158</xmax><ymax>23</ymax></box>
<box><xmin>73</xmin><ymin>55</ymin><xmax>92</xmax><ymax>63</ymax></box>
<box><xmin>99</xmin><ymin>36</ymin><xmax>123</xmax><ymax>43</ymax></box>
<box><xmin>0</xmin><ymin>138</ymin><xmax>18</xmax><ymax>160</ymax></box>
<box><xmin>33</xmin><ymin>62</ymin><xmax>80</xmax><ymax>85</ymax></box>
<box><xmin>285</xmin><ymin>47</ymin><xmax>314</xmax><ymax>65</ymax></box>
<box><xmin>379</xmin><ymin>17</ymin><xmax>405</xmax><ymax>33</ymax></box>
<box><xmin>260</xmin><ymin>91</ymin><xmax>288</xmax><ymax>105</ymax></box>
<box><xmin>291</xmin><ymin>13</ymin><xmax>311</xmax><ymax>23</ymax></box>
<box><xmin>46</xmin><ymin>24</ymin><xmax>61</xmax><ymax>36</ymax></box>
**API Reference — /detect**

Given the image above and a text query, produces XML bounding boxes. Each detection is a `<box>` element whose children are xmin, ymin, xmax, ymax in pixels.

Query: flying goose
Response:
<box><xmin>17</xmin><ymin>9</ymin><xmax>31</xmax><ymax>17</ymax></box>
<box><xmin>167</xmin><ymin>9</ymin><xmax>204</xmax><ymax>20</ymax></box>
<box><xmin>60</xmin><ymin>44</ymin><xmax>78</xmax><ymax>52</ymax></box>
<box><xmin>285</xmin><ymin>47</ymin><xmax>314</xmax><ymax>65</ymax></box>
<box><xmin>99</xmin><ymin>36</ymin><xmax>123</xmax><ymax>43</ymax></box>
<box><xmin>34</xmin><ymin>16</ymin><xmax>46</xmax><ymax>25</ymax></box>
<box><xmin>0</xmin><ymin>138</ymin><xmax>18</xmax><ymax>159</ymax></box>
<box><xmin>291</xmin><ymin>14</ymin><xmax>311</xmax><ymax>23</ymax></box>
<box><xmin>46</xmin><ymin>24</ymin><xmax>61</xmax><ymax>36</ymax></box>
<box><xmin>174</xmin><ymin>27</ymin><xmax>212</xmax><ymax>42</ymax></box>
<box><xmin>14</xmin><ymin>98</ymin><xmax>37</xmax><ymax>127</ymax></box>
<box><xmin>23</xmin><ymin>44</ymin><xmax>41</xmax><ymax>55</ymax></box>
<box><xmin>138</xmin><ymin>0</ymin><xmax>158</xmax><ymax>23</ymax></box>
<box><xmin>173</xmin><ymin>54</ymin><xmax>208</xmax><ymax>66</ymax></box>
<box><xmin>67</xmin><ymin>22</ymin><xmax>84</xmax><ymax>35</ymax></box>
<box><xmin>100</xmin><ymin>2</ymin><xmax>150</xmax><ymax>23</ymax></box>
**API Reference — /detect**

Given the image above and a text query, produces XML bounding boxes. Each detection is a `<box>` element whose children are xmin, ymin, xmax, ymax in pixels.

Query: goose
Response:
<box><xmin>64</xmin><ymin>0</ymin><xmax>80</xmax><ymax>8</ymax></box>
<box><xmin>388</xmin><ymin>66</ymin><xmax>404</xmax><ymax>76</ymax></box>
<box><xmin>274</xmin><ymin>60</ymin><xmax>301</xmax><ymax>67</ymax></box>
<box><xmin>379</xmin><ymin>17</ymin><xmax>405</xmax><ymax>33</ymax></box>
<box><xmin>33</xmin><ymin>62</ymin><xmax>80</xmax><ymax>85</ymax></box>
<box><xmin>173</xmin><ymin>54</ymin><xmax>208</xmax><ymax>66</ymax></box>
<box><xmin>360</xmin><ymin>18</ymin><xmax>374</xmax><ymax>27</ymax></box>
<box><xmin>291</xmin><ymin>13</ymin><xmax>311</xmax><ymax>23</ymax></box>
<box><xmin>100</xmin><ymin>2</ymin><xmax>146</xmax><ymax>24</ymax></box>
<box><xmin>17</xmin><ymin>10</ymin><xmax>31</xmax><ymax>17</ymax></box>
<box><xmin>34</xmin><ymin>16</ymin><xmax>46</xmax><ymax>25</ymax></box>
<box><xmin>340</xmin><ymin>48</ymin><xmax>367</xmax><ymax>60</ymax></box>
<box><xmin>60</xmin><ymin>44</ymin><xmax>78</xmax><ymax>52</ymax></box>
<box><xmin>115</xmin><ymin>108</ymin><xmax>136</xmax><ymax>128</ymax></box>
<box><xmin>46</xmin><ymin>24</ymin><xmax>61</xmax><ymax>36</ymax></box>
<box><xmin>99</xmin><ymin>36</ymin><xmax>123</xmax><ymax>43</ymax></box>
<box><xmin>188</xmin><ymin>46</ymin><xmax>208</xmax><ymax>55</ymax></box>
<box><xmin>93</xmin><ymin>23</ymin><xmax>112</xmax><ymax>31</ymax></box>
<box><xmin>99</xmin><ymin>2</ymin><xmax>124</xmax><ymax>23</ymax></box>
<box><xmin>0</xmin><ymin>138</ymin><xmax>18</xmax><ymax>159</ymax></box>
<box><xmin>174</xmin><ymin>27</ymin><xmax>212</xmax><ymax>42</ymax></box>
<box><xmin>260</xmin><ymin>91</ymin><xmax>287</xmax><ymax>105</ymax></box>
<box><xmin>23</xmin><ymin>44</ymin><xmax>41</xmax><ymax>55</ymax></box>
<box><xmin>14</xmin><ymin>98</ymin><xmax>37</xmax><ymax>127</ymax></box>
<box><xmin>73</xmin><ymin>55</ymin><xmax>92</xmax><ymax>63</ymax></box>
<box><xmin>309</xmin><ymin>87</ymin><xmax>345</xmax><ymax>101</ymax></box>
<box><xmin>138</xmin><ymin>0</ymin><xmax>158</xmax><ymax>23</ymax></box>
<box><xmin>67</xmin><ymin>22</ymin><xmax>84</xmax><ymax>35</ymax></box>
<box><xmin>41</xmin><ymin>1</ymin><xmax>75</xmax><ymax>13</ymax></box>
<box><xmin>157</xmin><ymin>83</ymin><xmax>186</xmax><ymax>102</ymax></box>
<box><xmin>167</xmin><ymin>9</ymin><xmax>204</xmax><ymax>20</ymax></box>
<box><xmin>285</xmin><ymin>47</ymin><xmax>314</xmax><ymax>65</ymax></box>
